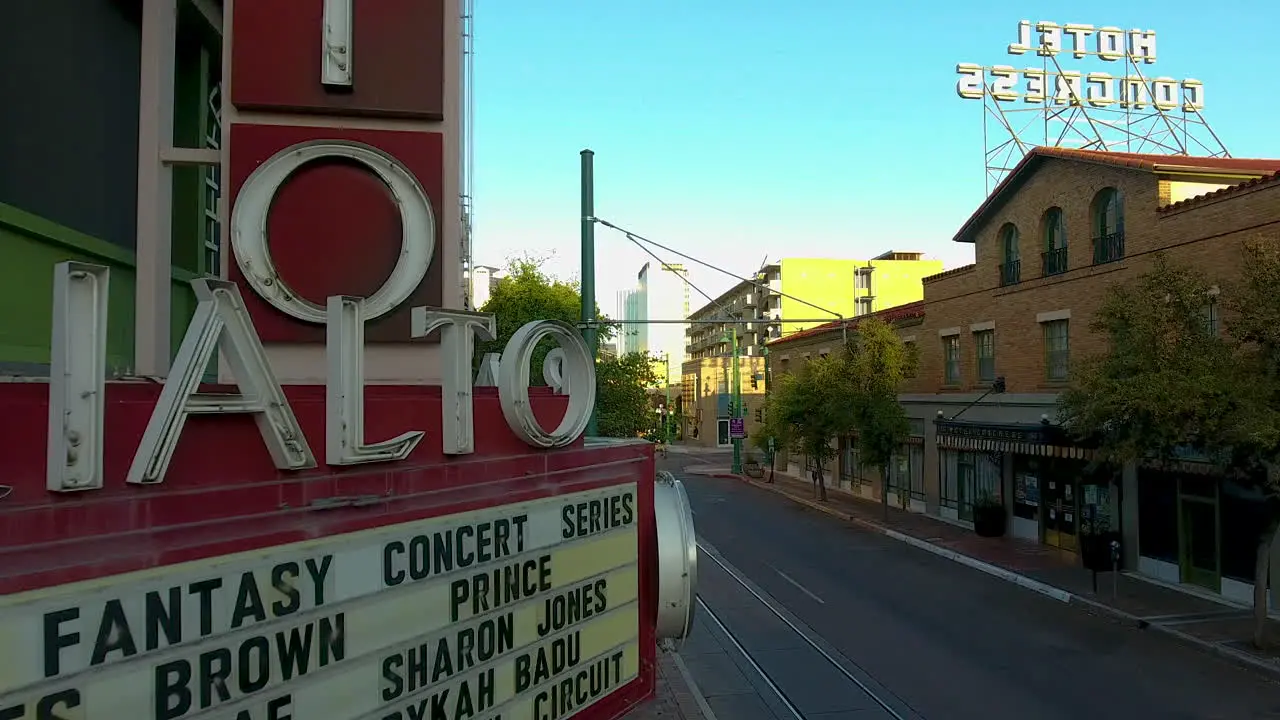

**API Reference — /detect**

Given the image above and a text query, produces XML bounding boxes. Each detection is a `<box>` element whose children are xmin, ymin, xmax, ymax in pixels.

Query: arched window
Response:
<box><xmin>999</xmin><ymin>223</ymin><xmax>1020</xmax><ymax>286</ymax></box>
<box><xmin>1042</xmin><ymin>207</ymin><xmax>1068</xmax><ymax>275</ymax></box>
<box><xmin>1092</xmin><ymin>188</ymin><xmax>1125</xmax><ymax>264</ymax></box>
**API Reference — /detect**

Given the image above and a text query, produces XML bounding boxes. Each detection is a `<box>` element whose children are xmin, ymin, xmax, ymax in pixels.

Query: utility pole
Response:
<box><xmin>730</xmin><ymin>327</ymin><xmax>743</xmax><ymax>474</ymax></box>
<box><xmin>663</xmin><ymin>352</ymin><xmax>673</xmax><ymax>445</ymax></box>
<box><xmin>580</xmin><ymin>149</ymin><xmax>598</xmax><ymax>436</ymax></box>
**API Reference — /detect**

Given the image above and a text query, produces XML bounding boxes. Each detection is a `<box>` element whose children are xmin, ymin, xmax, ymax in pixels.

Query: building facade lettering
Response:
<box><xmin>956</xmin><ymin>21</ymin><xmax>1204</xmax><ymax>111</ymax></box>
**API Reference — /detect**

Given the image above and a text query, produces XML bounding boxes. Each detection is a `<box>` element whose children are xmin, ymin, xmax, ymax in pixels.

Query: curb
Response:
<box><xmin>1066</xmin><ymin>593</ymin><xmax>1280</xmax><ymax>681</ymax></box>
<box><xmin>741</xmin><ymin>480</ymin><xmax>1070</xmax><ymax>603</ymax></box>
<box><xmin>667</xmin><ymin>651</ymin><xmax>719</xmax><ymax>720</ymax></box>
<box><xmin>736</xmin><ymin>477</ymin><xmax>1280</xmax><ymax>682</ymax></box>
<box><xmin>682</xmin><ymin>468</ymin><xmax>749</xmax><ymax>482</ymax></box>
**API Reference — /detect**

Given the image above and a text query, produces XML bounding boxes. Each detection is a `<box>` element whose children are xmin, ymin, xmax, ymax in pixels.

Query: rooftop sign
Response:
<box><xmin>956</xmin><ymin>21</ymin><xmax>1205</xmax><ymax>112</ymax></box>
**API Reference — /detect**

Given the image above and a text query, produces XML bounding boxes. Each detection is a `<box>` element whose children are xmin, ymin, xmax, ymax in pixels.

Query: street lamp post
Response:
<box><xmin>662</xmin><ymin>352</ymin><xmax>673</xmax><ymax>445</ymax></box>
<box><xmin>724</xmin><ymin>327</ymin><xmax>743</xmax><ymax>475</ymax></box>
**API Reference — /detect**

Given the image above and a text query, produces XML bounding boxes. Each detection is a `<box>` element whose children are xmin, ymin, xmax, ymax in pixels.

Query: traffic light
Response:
<box><xmin>750</xmin><ymin>374</ymin><xmax>759</xmax><ymax>390</ymax></box>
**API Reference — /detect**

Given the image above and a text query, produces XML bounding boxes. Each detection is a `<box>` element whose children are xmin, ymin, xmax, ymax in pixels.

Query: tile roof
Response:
<box><xmin>952</xmin><ymin>147</ymin><xmax>1280</xmax><ymax>244</ymax></box>
<box><xmin>1158</xmin><ymin>170</ymin><xmax>1280</xmax><ymax>213</ymax></box>
<box><xmin>766</xmin><ymin>301</ymin><xmax>925</xmax><ymax>349</ymax></box>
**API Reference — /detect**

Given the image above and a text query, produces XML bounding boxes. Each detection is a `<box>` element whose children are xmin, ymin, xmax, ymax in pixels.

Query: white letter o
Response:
<box><xmin>499</xmin><ymin>321</ymin><xmax>596</xmax><ymax>448</ymax></box>
<box><xmin>230</xmin><ymin>140</ymin><xmax>436</xmax><ymax>324</ymax></box>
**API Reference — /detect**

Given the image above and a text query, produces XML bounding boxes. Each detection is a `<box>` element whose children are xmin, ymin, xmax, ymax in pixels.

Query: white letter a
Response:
<box><xmin>126</xmin><ymin>280</ymin><xmax>316</xmax><ymax>484</ymax></box>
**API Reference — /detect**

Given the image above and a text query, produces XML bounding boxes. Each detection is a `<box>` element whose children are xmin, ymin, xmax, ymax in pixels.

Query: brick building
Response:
<box><xmin>766</xmin><ymin>303</ymin><xmax>927</xmax><ymax>507</ymax></box>
<box><xmin>766</xmin><ymin>147</ymin><xmax>1280</xmax><ymax>606</ymax></box>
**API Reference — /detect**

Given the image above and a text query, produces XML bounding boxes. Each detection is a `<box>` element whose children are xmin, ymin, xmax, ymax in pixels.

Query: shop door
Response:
<box><xmin>716</xmin><ymin>419</ymin><xmax>730</xmax><ymax>447</ymax></box>
<box><xmin>1042</xmin><ymin>478</ymin><xmax>1078</xmax><ymax>552</ymax></box>
<box><xmin>1178</xmin><ymin>496</ymin><xmax>1221</xmax><ymax>591</ymax></box>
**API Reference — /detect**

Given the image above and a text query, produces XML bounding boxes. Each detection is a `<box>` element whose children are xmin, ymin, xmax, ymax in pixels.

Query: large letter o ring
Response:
<box><xmin>498</xmin><ymin>321</ymin><xmax>597</xmax><ymax>448</ymax></box>
<box><xmin>230</xmin><ymin>140</ymin><xmax>436</xmax><ymax>324</ymax></box>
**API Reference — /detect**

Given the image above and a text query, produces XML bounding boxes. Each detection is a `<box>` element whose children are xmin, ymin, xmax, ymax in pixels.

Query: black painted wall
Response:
<box><xmin>0</xmin><ymin>0</ymin><xmax>142</xmax><ymax>249</ymax></box>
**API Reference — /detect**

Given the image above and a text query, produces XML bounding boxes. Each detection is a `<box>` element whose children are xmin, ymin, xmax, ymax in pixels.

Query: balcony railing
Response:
<box><xmin>998</xmin><ymin>259</ymin><xmax>1021</xmax><ymax>287</ymax></box>
<box><xmin>1042</xmin><ymin>246</ymin><xmax>1068</xmax><ymax>276</ymax></box>
<box><xmin>1093</xmin><ymin>230</ymin><xmax>1125</xmax><ymax>265</ymax></box>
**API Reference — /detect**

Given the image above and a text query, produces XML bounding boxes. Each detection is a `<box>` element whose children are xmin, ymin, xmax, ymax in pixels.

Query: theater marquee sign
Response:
<box><xmin>0</xmin><ymin>485</ymin><xmax>640</xmax><ymax>719</ymax></box>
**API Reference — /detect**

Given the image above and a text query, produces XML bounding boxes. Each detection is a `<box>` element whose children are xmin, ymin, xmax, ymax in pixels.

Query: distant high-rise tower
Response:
<box><xmin>618</xmin><ymin>262</ymin><xmax>689</xmax><ymax>384</ymax></box>
<box><xmin>470</xmin><ymin>265</ymin><xmax>503</xmax><ymax>310</ymax></box>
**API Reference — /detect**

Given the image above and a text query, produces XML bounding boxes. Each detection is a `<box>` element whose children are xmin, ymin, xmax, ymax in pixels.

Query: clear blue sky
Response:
<box><xmin>471</xmin><ymin>1</ymin><xmax>1278</xmax><ymax>317</ymax></box>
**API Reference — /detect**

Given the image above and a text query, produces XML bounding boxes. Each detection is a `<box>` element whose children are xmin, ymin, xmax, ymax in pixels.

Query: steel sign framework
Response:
<box><xmin>957</xmin><ymin>20</ymin><xmax>1231</xmax><ymax>193</ymax></box>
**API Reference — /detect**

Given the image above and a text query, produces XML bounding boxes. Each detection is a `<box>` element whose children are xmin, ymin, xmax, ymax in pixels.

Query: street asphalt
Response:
<box><xmin>664</xmin><ymin>453</ymin><xmax>1280</xmax><ymax>720</ymax></box>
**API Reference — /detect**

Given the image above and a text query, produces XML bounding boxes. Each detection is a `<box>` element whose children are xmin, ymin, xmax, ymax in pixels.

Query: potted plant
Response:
<box><xmin>972</xmin><ymin>493</ymin><xmax>1007</xmax><ymax>537</ymax></box>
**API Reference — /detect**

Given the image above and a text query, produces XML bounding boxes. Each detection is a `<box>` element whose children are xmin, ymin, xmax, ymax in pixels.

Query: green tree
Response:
<box><xmin>755</xmin><ymin>319</ymin><xmax>916</xmax><ymax>502</ymax></box>
<box><xmin>1223</xmin><ymin>238</ymin><xmax>1280</xmax><ymax>647</ymax></box>
<box><xmin>476</xmin><ymin>253</ymin><xmax>658</xmax><ymax>441</ymax></box>
<box><xmin>595</xmin><ymin>352</ymin><xmax>663</xmax><ymax>438</ymax></box>
<box><xmin>1058</xmin><ymin>254</ymin><xmax>1239</xmax><ymax>465</ymax></box>
<box><xmin>477</xmin><ymin>253</ymin><xmax>612</xmax><ymax>383</ymax></box>
<box><xmin>757</xmin><ymin>355</ymin><xmax>854</xmax><ymax>501</ymax></box>
<box><xmin>844</xmin><ymin>318</ymin><xmax>916</xmax><ymax>518</ymax></box>
<box><xmin>1059</xmin><ymin>252</ymin><xmax>1280</xmax><ymax>647</ymax></box>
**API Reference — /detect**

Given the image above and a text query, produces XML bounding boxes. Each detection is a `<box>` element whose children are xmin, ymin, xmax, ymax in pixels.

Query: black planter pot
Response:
<box><xmin>972</xmin><ymin>505</ymin><xmax>1008</xmax><ymax>537</ymax></box>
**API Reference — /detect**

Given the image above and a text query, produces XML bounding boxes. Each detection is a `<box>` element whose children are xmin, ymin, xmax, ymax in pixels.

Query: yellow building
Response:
<box><xmin>775</xmin><ymin>252</ymin><xmax>943</xmax><ymax>337</ymax></box>
<box><xmin>679</xmin><ymin>356</ymin><xmax>768</xmax><ymax>448</ymax></box>
<box><xmin>685</xmin><ymin>251</ymin><xmax>942</xmax><ymax>359</ymax></box>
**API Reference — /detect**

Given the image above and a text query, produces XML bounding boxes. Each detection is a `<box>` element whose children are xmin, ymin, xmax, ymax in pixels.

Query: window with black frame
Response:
<box><xmin>1042</xmin><ymin>207</ymin><xmax>1068</xmax><ymax>276</ymax></box>
<box><xmin>1043</xmin><ymin>320</ymin><xmax>1070</xmax><ymax>381</ymax></box>
<box><xmin>999</xmin><ymin>223</ymin><xmax>1021</xmax><ymax>286</ymax></box>
<box><xmin>942</xmin><ymin>334</ymin><xmax>961</xmax><ymax>385</ymax></box>
<box><xmin>886</xmin><ymin>446</ymin><xmax>925</xmax><ymax>502</ymax></box>
<box><xmin>1092</xmin><ymin>187</ymin><xmax>1125</xmax><ymax>264</ymax></box>
<box><xmin>840</xmin><ymin>439</ymin><xmax>872</xmax><ymax>488</ymax></box>
<box><xmin>974</xmin><ymin>329</ymin><xmax>995</xmax><ymax>383</ymax></box>
<box><xmin>941</xmin><ymin>450</ymin><xmax>1001</xmax><ymax>521</ymax></box>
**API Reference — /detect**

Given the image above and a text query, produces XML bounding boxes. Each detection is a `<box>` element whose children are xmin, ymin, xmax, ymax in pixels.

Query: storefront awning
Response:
<box><xmin>934</xmin><ymin>419</ymin><xmax>1094</xmax><ymax>459</ymax></box>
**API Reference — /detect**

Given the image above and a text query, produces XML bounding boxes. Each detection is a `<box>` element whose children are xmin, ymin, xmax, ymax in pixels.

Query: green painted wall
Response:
<box><xmin>0</xmin><ymin>202</ymin><xmax>199</xmax><ymax>376</ymax></box>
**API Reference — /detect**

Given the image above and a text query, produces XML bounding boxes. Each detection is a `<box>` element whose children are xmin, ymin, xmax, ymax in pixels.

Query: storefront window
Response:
<box><xmin>941</xmin><ymin>450</ymin><xmax>1001</xmax><ymax>520</ymax></box>
<box><xmin>1013</xmin><ymin>456</ymin><xmax>1042</xmax><ymax>521</ymax></box>
<box><xmin>1137</xmin><ymin>469</ymin><xmax>1178</xmax><ymax>564</ymax></box>
<box><xmin>887</xmin><ymin>444</ymin><xmax>925</xmax><ymax>500</ymax></box>
<box><xmin>1219</xmin><ymin>477</ymin><xmax>1268</xmax><ymax>584</ymax></box>
<box><xmin>840</xmin><ymin>439</ymin><xmax>873</xmax><ymax>487</ymax></box>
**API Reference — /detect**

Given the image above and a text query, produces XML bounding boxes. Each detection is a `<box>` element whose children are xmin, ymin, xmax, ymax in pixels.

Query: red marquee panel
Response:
<box><xmin>230</xmin><ymin>0</ymin><xmax>447</xmax><ymax>119</ymax></box>
<box><xmin>227</xmin><ymin>123</ymin><xmax>444</xmax><ymax>343</ymax></box>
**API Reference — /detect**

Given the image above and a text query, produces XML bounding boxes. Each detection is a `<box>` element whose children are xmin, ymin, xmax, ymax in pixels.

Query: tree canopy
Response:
<box><xmin>1058</xmin><ymin>253</ymin><xmax>1246</xmax><ymax>465</ymax></box>
<box><xmin>595</xmin><ymin>352</ymin><xmax>663</xmax><ymax>439</ymax></box>
<box><xmin>756</xmin><ymin>355</ymin><xmax>850</xmax><ymax>500</ymax></box>
<box><xmin>1059</xmin><ymin>246</ymin><xmax>1280</xmax><ymax>647</ymax></box>
<box><xmin>845</xmin><ymin>318</ymin><xmax>915</xmax><ymax>512</ymax></box>
<box><xmin>477</xmin><ymin>253</ymin><xmax>655</xmax><ymax>438</ymax></box>
<box><xmin>477</xmin><ymin>253</ymin><xmax>612</xmax><ymax>384</ymax></box>
<box><xmin>755</xmin><ymin>317</ymin><xmax>915</xmax><ymax>502</ymax></box>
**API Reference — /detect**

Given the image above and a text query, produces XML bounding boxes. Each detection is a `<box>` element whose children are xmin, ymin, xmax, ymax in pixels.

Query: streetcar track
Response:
<box><xmin>695</xmin><ymin>539</ymin><xmax>917</xmax><ymax>720</ymax></box>
<box><xmin>696</xmin><ymin>596</ymin><xmax>806</xmax><ymax>720</ymax></box>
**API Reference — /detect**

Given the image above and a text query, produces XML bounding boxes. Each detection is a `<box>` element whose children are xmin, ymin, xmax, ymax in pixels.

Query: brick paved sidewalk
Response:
<box><xmin>623</xmin><ymin>652</ymin><xmax>709</xmax><ymax>719</ymax></box>
<box><xmin>686</xmin><ymin>465</ymin><xmax>1280</xmax><ymax>678</ymax></box>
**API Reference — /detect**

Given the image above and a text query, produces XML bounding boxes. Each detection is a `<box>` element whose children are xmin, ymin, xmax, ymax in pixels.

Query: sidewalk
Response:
<box><xmin>684</xmin><ymin>463</ymin><xmax>1280</xmax><ymax>679</ymax></box>
<box><xmin>624</xmin><ymin>652</ymin><xmax>711</xmax><ymax>719</ymax></box>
